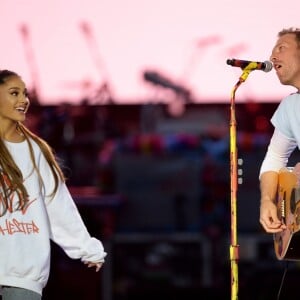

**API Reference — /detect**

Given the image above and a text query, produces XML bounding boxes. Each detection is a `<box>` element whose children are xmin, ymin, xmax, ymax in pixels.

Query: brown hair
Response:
<box><xmin>278</xmin><ymin>27</ymin><xmax>300</xmax><ymax>46</ymax></box>
<box><xmin>0</xmin><ymin>69</ymin><xmax>65</xmax><ymax>216</ymax></box>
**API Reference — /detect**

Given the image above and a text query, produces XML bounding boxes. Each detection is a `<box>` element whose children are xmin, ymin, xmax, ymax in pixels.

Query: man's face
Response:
<box><xmin>270</xmin><ymin>33</ymin><xmax>300</xmax><ymax>89</ymax></box>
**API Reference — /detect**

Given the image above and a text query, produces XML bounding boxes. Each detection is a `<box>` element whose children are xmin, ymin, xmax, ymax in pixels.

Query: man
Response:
<box><xmin>259</xmin><ymin>27</ymin><xmax>300</xmax><ymax>233</ymax></box>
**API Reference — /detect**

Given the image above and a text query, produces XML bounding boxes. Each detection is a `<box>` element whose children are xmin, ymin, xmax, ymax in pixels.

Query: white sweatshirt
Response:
<box><xmin>0</xmin><ymin>138</ymin><xmax>107</xmax><ymax>295</ymax></box>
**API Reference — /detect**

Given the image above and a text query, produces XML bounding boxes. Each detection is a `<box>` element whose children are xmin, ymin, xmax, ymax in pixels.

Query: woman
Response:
<box><xmin>0</xmin><ymin>69</ymin><xmax>106</xmax><ymax>300</ymax></box>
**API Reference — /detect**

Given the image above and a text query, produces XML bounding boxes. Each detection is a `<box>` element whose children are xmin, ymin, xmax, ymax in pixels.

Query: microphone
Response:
<box><xmin>226</xmin><ymin>58</ymin><xmax>273</xmax><ymax>72</ymax></box>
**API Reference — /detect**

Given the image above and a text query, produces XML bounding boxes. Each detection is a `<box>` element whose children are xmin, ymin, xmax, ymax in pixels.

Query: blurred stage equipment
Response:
<box><xmin>180</xmin><ymin>35</ymin><xmax>221</xmax><ymax>81</ymax></box>
<box><xmin>79</xmin><ymin>21</ymin><xmax>114</xmax><ymax>104</ymax></box>
<box><xmin>225</xmin><ymin>43</ymin><xmax>248</xmax><ymax>58</ymax></box>
<box><xmin>143</xmin><ymin>70</ymin><xmax>192</xmax><ymax>117</ymax></box>
<box><xmin>143</xmin><ymin>70</ymin><xmax>191</xmax><ymax>102</ymax></box>
<box><xmin>19</xmin><ymin>23</ymin><xmax>41</xmax><ymax>105</ymax></box>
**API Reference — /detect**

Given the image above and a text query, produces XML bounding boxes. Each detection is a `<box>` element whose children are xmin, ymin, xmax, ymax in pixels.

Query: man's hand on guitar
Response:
<box><xmin>260</xmin><ymin>200</ymin><xmax>286</xmax><ymax>233</ymax></box>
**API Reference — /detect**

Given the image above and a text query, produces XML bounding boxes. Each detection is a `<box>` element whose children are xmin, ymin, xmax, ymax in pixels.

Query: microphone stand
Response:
<box><xmin>229</xmin><ymin>65</ymin><xmax>254</xmax><ymax>300</ymax></box>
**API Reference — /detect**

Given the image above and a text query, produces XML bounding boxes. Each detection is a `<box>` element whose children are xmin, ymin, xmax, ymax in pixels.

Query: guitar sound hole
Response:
<box><xmin>290</xmin><ymin>188</ymin><xmax>296</xmax><ymax>214</ymax></box>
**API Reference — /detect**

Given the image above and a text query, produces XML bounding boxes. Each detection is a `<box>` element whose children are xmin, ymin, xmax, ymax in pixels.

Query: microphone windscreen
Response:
<box><xmin>263</xmin><ymin>60</ymin><xmax>273</xmax><ymax>72</ymax></box>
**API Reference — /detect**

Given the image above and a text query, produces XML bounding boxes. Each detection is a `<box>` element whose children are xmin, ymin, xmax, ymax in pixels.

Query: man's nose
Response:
<box><xmin>269</xmin><ymin>53</ymin><xmax>276</xmax><ymax>62</ymax></box>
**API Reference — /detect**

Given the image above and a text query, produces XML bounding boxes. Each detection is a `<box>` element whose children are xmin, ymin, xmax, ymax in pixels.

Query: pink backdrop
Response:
<box><xmin>1</xmin><ymin>0</ymin><xmax>299</xmax><ymax>104</ymax></box>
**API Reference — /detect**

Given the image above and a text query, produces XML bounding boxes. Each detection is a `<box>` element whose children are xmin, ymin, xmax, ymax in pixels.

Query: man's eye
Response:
<box><xmin>11</xmin><ymin>91</ymin><xmax>18</xmax><ymax>96</ymax></box>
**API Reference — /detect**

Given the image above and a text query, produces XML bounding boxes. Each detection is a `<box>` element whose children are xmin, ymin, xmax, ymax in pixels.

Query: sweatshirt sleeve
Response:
<box><xmin>46</xmin><ymin>183</ymin><xmax>107</xmax><ymax>263</ymax></box>
<box><xmin>39</xmin><ymin>153</ymin><xmax>107</xmax><ymax>263</ymax></box>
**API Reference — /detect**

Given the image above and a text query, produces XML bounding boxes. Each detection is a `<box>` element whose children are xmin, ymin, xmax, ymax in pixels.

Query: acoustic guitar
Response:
<box><xmin>274</xmin><ymin>167</ymin><xmax>300</xmax><ymax>260</ymax></box>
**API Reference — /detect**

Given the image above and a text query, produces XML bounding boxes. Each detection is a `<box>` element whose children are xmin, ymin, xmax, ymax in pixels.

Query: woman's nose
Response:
<box><xmin>19</xmin><ymin>94</ymin><xmax>29</xmax><ymax>105</ymax></box>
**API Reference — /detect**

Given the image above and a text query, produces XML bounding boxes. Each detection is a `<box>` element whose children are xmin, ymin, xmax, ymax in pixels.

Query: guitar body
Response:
<box><xmin>274</xmin><ymin>167</ymin><xmax>300</xmax><ymax>260</ymax></box>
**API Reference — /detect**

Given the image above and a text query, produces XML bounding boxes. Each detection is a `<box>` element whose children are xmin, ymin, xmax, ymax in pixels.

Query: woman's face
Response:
<box><xmin>0</xmin><ymin>75</ymin><xmax>30</xmax><ymax>126</ymax></box>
